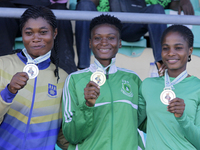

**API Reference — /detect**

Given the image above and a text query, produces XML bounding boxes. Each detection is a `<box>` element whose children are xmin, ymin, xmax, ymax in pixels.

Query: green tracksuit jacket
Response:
<box><xmin>62</xmin><ymin>58</ymin><xmax>144</xmax><ymax>150</ymax></box>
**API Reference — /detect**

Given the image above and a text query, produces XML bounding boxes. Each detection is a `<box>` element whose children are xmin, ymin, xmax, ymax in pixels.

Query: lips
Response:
<box><xmin>31</xmin><ymin>45</ymin><xmax>45</xmax><ymax>50</ymax></box>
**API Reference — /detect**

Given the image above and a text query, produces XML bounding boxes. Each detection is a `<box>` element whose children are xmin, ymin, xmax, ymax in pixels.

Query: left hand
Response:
<box><xmin>178</xmin><ymin>0</ymin><xmax>194</xmax><ymax>15</ymax></box>
<box><xmin>167</xmin><ymin>98</ymin><xmax>185</xmax><ymax>118</ymax></box>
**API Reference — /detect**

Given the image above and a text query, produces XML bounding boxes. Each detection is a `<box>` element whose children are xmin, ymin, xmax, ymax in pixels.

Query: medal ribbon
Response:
<box><xmin>94</xmin><ymin>58</ymin><xmax>116</xmax><ymax>73</ymax></box>
<box><xmin>22</xmin><ymin>48</ymin><xmax>51</xmax><ymax>65</ymax></box>
<box><xmin>164</xmin><ymin>69</ymin><xmax>188</xmax><ymax>90</ymax></box>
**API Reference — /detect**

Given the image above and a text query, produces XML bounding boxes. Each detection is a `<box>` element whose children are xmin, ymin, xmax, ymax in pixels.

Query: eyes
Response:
<box><xmin>93</xmin><ymin>35</ymin><xmax>116</xmax><ymax>42</ymax></box>
<box><xmin>24</xmin><ymin>30</ymin><xmax>49</xmax><ymax>36</ymax></box>
<box><xmin>162</xmin><ymin>46</ymin><xmax>183</xmax><ymax>51</ymax></box>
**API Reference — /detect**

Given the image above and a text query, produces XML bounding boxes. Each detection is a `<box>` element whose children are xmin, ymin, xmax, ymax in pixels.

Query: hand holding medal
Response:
<box><xmin>8</xmin><ymin>72</ymin><xmax>29</xmax><ymax>94</ymax></box>
<box><xmin>167</xmin><ymin>98</ymin><xmax>185</xmax><ymax>118</ymax></box>
<box><xmin>84</xmin><ymin>81</ymin><xmax>100</xmax><ymax>107</ymax></box>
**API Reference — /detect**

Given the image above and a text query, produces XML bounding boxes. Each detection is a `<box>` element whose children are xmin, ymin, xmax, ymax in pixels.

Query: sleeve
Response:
<box><xmin>175</xmin><ymin>104</ymin><xmax>200</xmax><ymax>150</ymax></box>
<box><xmin>0</xmin><ymin>58</ymin><xmax>16</xmax><ymax>124</ymax></box>
<box><xmin>145</xmin><ymin>0</ymin><xmax>171</xmax><ymax>7</ymax></box>
<box><xmin>0</xmin><ymin>85</ymin><xmax>15</xmax><ymax>124</ymax></box>
<box><xmin>62</xmin><ymin>75</ymin><xmax>95</xmax><ymax>145</ymax></box>
<box><xmin>138</xmin><ymin>83</ymin><xmax>147</xmax><ymax>129</ymax></box>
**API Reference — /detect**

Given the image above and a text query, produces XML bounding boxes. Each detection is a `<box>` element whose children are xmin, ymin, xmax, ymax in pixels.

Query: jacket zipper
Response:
<box><xmin>21</xmin><ymin>77</ymin><xmax>37</xmax><ymax>149</ymax></box>
<box><xmin>106</xmin><ymin>70</ymin><xmax>113</xmax><ymax>150</ymax></box>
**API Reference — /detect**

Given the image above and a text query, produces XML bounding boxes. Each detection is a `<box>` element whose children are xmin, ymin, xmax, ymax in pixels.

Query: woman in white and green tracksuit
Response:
<box><xmin>62</xmin><ymin>14</ymin><xmax>145</xmax><ymax>150</ymax></box>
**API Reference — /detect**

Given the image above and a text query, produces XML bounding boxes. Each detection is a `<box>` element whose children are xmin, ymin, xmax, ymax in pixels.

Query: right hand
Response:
<box><xmin>84</xmin><ymin>81</ymin><xmax>100</xmax><ymax>107</ymax></box>
<box><xmin>8</xmin><ymin>72</ymin><xmax>29</xmax><ymax>94</ymax></box>
<box><xmin>178</xmin><ymin>0</ymin><xmax>194</xmax><ymax>15</ymax></box>
<box><xmin>156</xmin><ymin>62</ymin><xmax>167</xmax><ymax>76</ymax></box>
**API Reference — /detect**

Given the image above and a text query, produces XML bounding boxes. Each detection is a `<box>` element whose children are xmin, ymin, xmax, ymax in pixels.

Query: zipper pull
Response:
<box><xmin>106</xmin><ymin>71</ymin><xmax>109</xmax><ymax>79</ymax></box>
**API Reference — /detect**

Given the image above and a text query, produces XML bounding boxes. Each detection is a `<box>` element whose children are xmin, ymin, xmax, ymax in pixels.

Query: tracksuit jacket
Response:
<box><xmin>62</xmin><ymin>58</ymin><xmax>144</xmax><ymax>150</ymax></box>
<box><xmin>0</xmin><ymin>51</ymin><xmax>67</xmax><ymax>150</ymax></box>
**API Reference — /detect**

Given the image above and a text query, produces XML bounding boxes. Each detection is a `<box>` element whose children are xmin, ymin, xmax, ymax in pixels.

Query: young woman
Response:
<box><xmin>0</xmin><ymin>6</ymin><xmax>68</xmax><ymax>150</ymax></box>
<box><xmin>62</xmin><ymin>14</ymin><xmax>144</xmax><ymax>150</ymax></box>
<box><xmin>138</xmin><ymin>25</ymin><xmax>200</xmax><ymax>150</ymax></box>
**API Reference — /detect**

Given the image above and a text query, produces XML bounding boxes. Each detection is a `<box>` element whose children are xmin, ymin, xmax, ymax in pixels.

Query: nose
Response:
<box><xmin>168</xmin><ymin>48</ymin><xmax>175</xmax><ymax>56</ymax></box>
<box><xmin>32</xmin><ymin>33</ymin><xmax>41</xmax><ymax>42</ymax></box>
<box><xmin>101</xmin><ymin>37</ymin><xmax>108</xmax><ymax>45</ymax></box>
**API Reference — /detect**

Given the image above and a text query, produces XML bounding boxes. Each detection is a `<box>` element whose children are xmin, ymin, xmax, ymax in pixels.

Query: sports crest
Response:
<box><xmin>48</xmin><ymin>83</ymin><xmax>57</xmax><ymax>98</ymax></box>
<box><xmin>121</xmin><ymin>80</ymin><xmax>133</xmax><ymax>97</ymax></box>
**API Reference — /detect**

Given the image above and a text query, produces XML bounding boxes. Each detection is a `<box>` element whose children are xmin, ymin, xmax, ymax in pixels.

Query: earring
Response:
<box><xmin>188</xmin><ymin>55</ymin><xmax>191</xmax><ymax>62</ymax></box>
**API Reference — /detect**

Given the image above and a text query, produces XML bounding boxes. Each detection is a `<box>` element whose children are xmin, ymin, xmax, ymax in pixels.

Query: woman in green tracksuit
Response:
<box><xmin>62</xmin><ymin>14</ymin><xmax>144</xmax><ymax>150</ymax></box>
<box><xmin>138</xmin><ymin>25</ymin><xmax>200</xmax><ymax>150</ymax></box>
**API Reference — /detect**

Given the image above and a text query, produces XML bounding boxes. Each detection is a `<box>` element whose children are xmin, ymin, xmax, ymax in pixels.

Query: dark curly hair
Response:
<box><xmin>89</xmin><ymin>14</ymin><xmax>122</xmax><ymax>38</ymax></box>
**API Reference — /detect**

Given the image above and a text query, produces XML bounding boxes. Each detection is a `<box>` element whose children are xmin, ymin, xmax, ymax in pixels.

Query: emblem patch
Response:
<box><xmin>121</xmin><ymin>80</ymin><xmax>133</xmax><ymax>97</ymax></box>
<box><xmin>48</xmin><ymin>83</ymin><xmax>57</xmax><ymax>98</ymax></box>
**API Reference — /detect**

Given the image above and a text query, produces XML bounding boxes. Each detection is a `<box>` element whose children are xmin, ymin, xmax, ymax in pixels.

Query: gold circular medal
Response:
<box><xmin>160</xmin><ymin>89</ymin><xmax>176</xmax><ymax>105</ymax></box>
<box><xmin>23</xmin><ymin>64</ymin><xmax>39</xmax><ymax>79</ymax></box>
<box><xmin>90</xmin><ymin>71</ymin><xmax>106</xmax><ymax>86</ymax></box>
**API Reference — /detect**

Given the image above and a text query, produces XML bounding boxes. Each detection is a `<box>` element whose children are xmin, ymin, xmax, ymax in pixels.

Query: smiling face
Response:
<box><xmin>161</xmin><ymin>31</ymin><xmax>193</xmax><ymax>77</ymax></box>
<box><xmin>89</xmin><ymin>24</ymin><xmax>122</xmax><ymax>67</ymax></box>
<box><xmin>22</xmin><ymin>17</ymin><xmax>57</xmax><ymax>59</ymax></box>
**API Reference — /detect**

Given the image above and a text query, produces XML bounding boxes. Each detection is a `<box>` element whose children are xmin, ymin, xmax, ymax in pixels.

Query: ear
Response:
<box><xmin>54</xmin><ymin>28</ymin><xmax>58</xmax><ymax>39</ymax></box>
<box><xmin>119</xmin><ymin>39</ymin><xmax>122</xmax><ymax>48</ymax></box>
<box><xmin>189</xmin><ymin>46</ymin><xmax>193</xmax><ymax>56</ymax></box>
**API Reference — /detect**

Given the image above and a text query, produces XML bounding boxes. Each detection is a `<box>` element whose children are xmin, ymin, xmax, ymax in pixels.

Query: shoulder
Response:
<box><xmin>117</xmin><ymin>67</ymin><xmax>140</xmax><ymax>78</ymax></box>
<box><xmin>65</xmin><ymin>68</ymin><xmax>91</xmax><ymax>82</ymax></box>
<box><xmin>0</xmin><ymin>54</ymin><xmax>20</xmax><ymax>69</ymax></box>
<box><xmin>0</xmin><ymin>54</ymin><xmax>18</xmax><ymax>61</ymax></box>
<box><xmin>142</xmin><ymin>76</ymin><xmax>163</xmax><ymax>85</ymax></box>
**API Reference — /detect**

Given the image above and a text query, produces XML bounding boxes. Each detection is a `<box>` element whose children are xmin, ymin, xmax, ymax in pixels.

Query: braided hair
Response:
<box><xmin>161</xmin><ymin>25</ymin><xmax>194</xmax><ymax>62</ymax></box>
<box><xmin>89</xmin><ymin>14</ymin><xmax>122</xmax><ymax>38</ymax></box>
<box><xmin>20</xmin><ymin>6</ymin><xmax>60</xmax><ymax>81</ymax></box>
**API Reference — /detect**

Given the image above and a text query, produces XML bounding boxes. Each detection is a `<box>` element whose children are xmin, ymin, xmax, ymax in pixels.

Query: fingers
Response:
<box><xmin>84</xmin><ymin>81</ymin><xmax>101</xmax><ymax>107</ymax></box>
<box><xmin>86</xmin><ymin>81</ymin><xmax>100</xmax><ymax>89</ymax></box>
<box><xmin>179</xmin><ymin>0</ymin><xmax>194</xmax><ymax>15</ymax></box>
<box><xmin>8</xmin><ymin>72</ymin><xmax>29</xmax><ymax>94</ymax></box>
<box><xmin>158</xmin><ymin>63</ymin><xmax>167</xmax><ymax>76</ymax></box>
<box><xmin>167</xmin><ymin>98</ymin><xmax>185</xmax><ymax>117</ymax></box>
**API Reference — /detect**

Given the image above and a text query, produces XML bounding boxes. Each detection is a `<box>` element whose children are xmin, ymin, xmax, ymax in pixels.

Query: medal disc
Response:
<box><xmin>23</xmin><ymin>64</ymin><xmax>39</xmax><ymax>79</ymax></box>
<box><xmin>90</xmin><ymin>71</ymin><xmax>106</xmax><ymax>86</ymax></box>
<box><xmin>160</xmin><ymin>89</ymin><xmax>176</xmax><ymax>105</ymax></box>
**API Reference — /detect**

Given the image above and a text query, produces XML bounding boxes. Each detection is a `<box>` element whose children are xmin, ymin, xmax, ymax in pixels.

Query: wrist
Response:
<box><xmin>85</xmin><ymin>101</ymin><xmax>94</xmax><ymax>107</ymax></box>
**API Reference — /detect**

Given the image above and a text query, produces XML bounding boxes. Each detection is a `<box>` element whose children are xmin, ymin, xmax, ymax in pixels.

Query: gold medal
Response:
<box><xmin>160</xmin><ymin>89</ymin><xmax>176</xmax><ymax>105</ymax></box>
<box><xmin>23</xmin><ymin>64</ymin><xmax>39</xmax><ymax>79</ymax></box>
<box><xmin>90</xmin><ymin>71</ymin><xmax>106</xmax><ymax>86</ymax></box>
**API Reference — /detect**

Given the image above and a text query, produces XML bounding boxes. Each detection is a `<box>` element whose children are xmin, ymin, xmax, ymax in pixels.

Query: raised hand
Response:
<box><xmin>167</xmin><ymin>97</ymin><xmax>185</xmax><ymax>118</ymax></box>
<box><xmin>84</xmin><ymin>81</ymin><xmax>100</xmax><ymax>107</ymax></box>
<box><xmin>8</xmin><ymin>72</ymin><xmax>29</xmax><ymax>94</ymax></box>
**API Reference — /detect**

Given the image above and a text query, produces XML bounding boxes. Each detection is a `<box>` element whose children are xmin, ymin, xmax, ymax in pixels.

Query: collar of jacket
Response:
<box><xmin>89</xmin><ymin>58</ymin><xmax>117</xmax><ymax>74</ymax></box>
<box><xmin>17</xmin><ymin>51</ymin><xmax>51</xmax><ymax>70</ymax></box>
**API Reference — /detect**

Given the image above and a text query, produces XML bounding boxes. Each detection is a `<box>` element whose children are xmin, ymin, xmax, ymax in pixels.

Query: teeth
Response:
<box><xmin>168</xmin><ymin>59</ymin><xmax>178</xmax><ymax>63</ymax></box>
<box><xmin>100</xmin><ymin>49</ymin><xmax>109</xmax><ymax>51</ymax></box>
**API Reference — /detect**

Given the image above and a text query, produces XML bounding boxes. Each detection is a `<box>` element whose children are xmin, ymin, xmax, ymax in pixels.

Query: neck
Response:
<box><xmin>167</xmin><ymin>69</ymin><xmax>186</xmax><ymax>78</ymax></box>
<box><xmin>99</xmin><ymin>60</ymin><xmax>111</xmax><ymax>68</ymax></box>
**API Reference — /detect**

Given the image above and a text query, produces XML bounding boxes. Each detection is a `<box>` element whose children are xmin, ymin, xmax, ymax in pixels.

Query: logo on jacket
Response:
<box><xmin>48</xmin><ymin>83</ymin><xmax>57</xmax><ymax>98</ymax></box>
<box><xmin>121</xmin><ymin>80</ymin><xmax>133</xmax><ymax>97</ymax></box>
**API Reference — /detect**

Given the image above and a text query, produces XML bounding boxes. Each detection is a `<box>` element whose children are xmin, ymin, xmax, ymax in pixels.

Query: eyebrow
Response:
<box><xmin>24</xmin><ymin>26</ymin><xmax>48</xmax><ymax>30</ymax></box>
<box><xmin>162</xmin><ymin>43</ymin><xmax>184</xmax><ymax>46</ymax></box>
<box><xmin>94</xmin><ymin>33</ymin><xmax>117</xmax><ymax>35</ymax></box>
